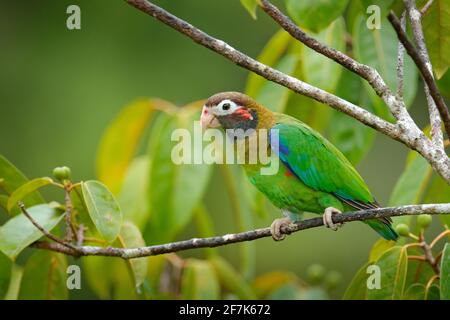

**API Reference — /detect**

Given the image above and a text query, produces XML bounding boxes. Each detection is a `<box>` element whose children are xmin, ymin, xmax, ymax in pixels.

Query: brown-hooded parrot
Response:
<box><xmin>200</xmin><ymin>92</ymin><xmax>397</xmax><ymax>241</ymax></box>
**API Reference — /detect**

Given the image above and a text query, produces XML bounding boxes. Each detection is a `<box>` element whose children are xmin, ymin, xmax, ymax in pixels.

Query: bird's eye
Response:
<box><xmin>222</xmin><ymin>103</ymin><xmax>231</xmax><ymax>111</ymax></box>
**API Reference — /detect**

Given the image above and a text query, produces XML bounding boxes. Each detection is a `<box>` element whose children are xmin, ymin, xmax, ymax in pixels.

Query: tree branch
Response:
<box><xmin>124</xmin><ymin>0</ymin><xmax>399</xmax><ymax>140</ymax></box>
<box><xmin>30</xmin><ymin>203</ymin><xmax>450</xmax><ymax>259</ymax></box>
<box><xmin>396</xmin><ymin>12</ymin><xmax>406</xmax><ymax>99</ymax></box>
<box><xmin>404</xmin><ymin>0</ymin><xmax>444</xmax><ymax>148</ymax></box>
<box><xmin>259</xmin><ymin>0</ymin><xmax>412</xmax><ymax>123</ymax></box>
<box><xmin>388</xmin><ymin>11</ymin><xmax>450</xmax><ymax>140</ymax></box>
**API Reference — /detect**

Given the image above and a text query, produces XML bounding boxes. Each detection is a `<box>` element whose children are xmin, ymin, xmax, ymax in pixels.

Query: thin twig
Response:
<box><xmin>404</xmin><ymin>0</ymin><xmax>444</xmax><ymax>148</ymax></box>
<box><xmin>124</xmin><ymin>0</ymin><xmax>399</xmax><ymax>140</ymax></box>
<box><xmin>30</xmin><ymin>203</ymin><xmax>450</xmax><ymax>259</ymax></box>
<box><xmin>408</xmin><ymin>255</ymin><xmax>426</xmax><ymax>261</ymax></box>
<box><xmin>64</xmin><ymin>187</ymin><xmax>75</xmax><ymax>242</ymax></box>
<box><xmin>430</xmin><ymin>229</ymin><xmax>450</xmax><ymax>248</ymax></box>
<box><xmin>259</xmin><ymin>0</ymin><xmax>412</xmax><ymax>123</ymax></box>
<box><xmin>18</xmin><ymin>202</ymin><xmax>77</xmax><ymax>251</ymax></box>
<box><xmin>420</xmin><ymin>241</ymin><xmax>440</xmax><ymax>274</ymax></box>
<box><xmin>420</xmin><ymin>0</ymin><xmax>435</xmax><ymax>15</ymax></box>
<box><xmin>389</xmin><ymin>11</ymin><xmax>450</xmax><ymax>140</ymax></box>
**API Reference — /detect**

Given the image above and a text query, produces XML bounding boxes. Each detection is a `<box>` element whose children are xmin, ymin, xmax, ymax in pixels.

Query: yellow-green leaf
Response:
<box><xmin>240</xmin><ymin>0</ymin><xmax>260</xmax><ymax>19</ymax></box>
<box><xmin>96</xmin><ymin>99</ymin><xmax>174</xmax><ymax>194</ymax></box>
<box><xmin>441</xmin><ymin>243</ymin><xmax>450</xmax><ymax>300</ymax></box>
<box><xmin>118</xmin><ymin>221</ymin><xmax>148</xmax><ymax>288</ymax></box>
<box><xmin>19</xmin><ymin>251</ymin><xmax>68</xmax><ymax>300</ymax></box>
<box><xmin>0</xmin><ymin>155</ymin><xmax>45</xmax><ymax>215</ymax></box>
<box><xmin>0</xmin><ymin>251</ymin><xmax>11</xmax><ymax>298</ymax></box>
<box><xmin>369</xmin><ymin>239</ymin><xmax>396</xmax><ymax>262</ymax></box>
<box><xmin>82</xmin><ymin>180</ymin><xmax>123</xmax><ymax>243</ymax></box>
<box><xmin>367</xmin><ymin>246</ymin><xmax>407</xmax><ymax>300</ymax></box>
<box><xmin>181</xmin><ymin>259</ymin><xmax>220</xmax><ymax>299</ymax></box>
<box><xmin>423</xmin><ymin>0</ymin><xmax>450</xmax><ymax>78</ymax></box>
<box><xmin>209</xmin><ymin>256</ymin><xmax>256</xmax><ymax>299</ymax></box>
<box><xmin>0</xmin><ymin>204</ymin><xmax>64</xmax><ymax>260</ymax></box>
<box><xmin>342</xmin><ymin>262</ymin><xmax>370</xmax><ymax>299</ymax></box>
<box><xmin>7</xmin><ymin>177</ymin><xmax>53</xmax><ymax>213</ymax></box>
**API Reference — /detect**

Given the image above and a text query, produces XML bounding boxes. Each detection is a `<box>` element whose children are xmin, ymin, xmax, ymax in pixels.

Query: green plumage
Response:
<box><xmin>244</xmin><ymin>112</ymin><xmax>397</xmax><ymax>241</ymax></box>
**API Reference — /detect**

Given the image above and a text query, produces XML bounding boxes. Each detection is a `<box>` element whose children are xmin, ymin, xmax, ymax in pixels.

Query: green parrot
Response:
<box><xmin>200</xmin><ymin>92</ymin><xmax>397</xmax><ymax>241</ymax></box>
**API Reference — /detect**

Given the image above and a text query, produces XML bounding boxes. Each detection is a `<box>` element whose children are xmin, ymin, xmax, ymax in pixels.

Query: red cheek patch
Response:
<box><xmin>235</xmin><ymin>108</ymin><xmax>253</xmax><ymax>120</ymax></box>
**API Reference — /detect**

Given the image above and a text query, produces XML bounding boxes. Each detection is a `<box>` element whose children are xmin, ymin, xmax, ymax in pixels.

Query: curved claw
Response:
<box><xmin>322</xmin><ymin>207</ymin><xmax>343</xmax><ymax>231</ymax></box>
<box><xmin>270</xmin><ymin>217</ymin><xmax>293</xmax><ymax>241</ymax></box>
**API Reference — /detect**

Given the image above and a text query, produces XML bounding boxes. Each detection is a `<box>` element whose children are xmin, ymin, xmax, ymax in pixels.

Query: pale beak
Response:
<box><xmin>200</xmin><ymin>105</ymin><xmax>221</xmax><ymax>129</ymax></box>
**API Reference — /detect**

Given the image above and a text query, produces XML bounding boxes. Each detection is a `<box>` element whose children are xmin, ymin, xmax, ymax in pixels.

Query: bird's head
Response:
<box><xmin>200</xmin><ymin>92</ymin><xmax>259</xmax><ymax>131</ymax></box>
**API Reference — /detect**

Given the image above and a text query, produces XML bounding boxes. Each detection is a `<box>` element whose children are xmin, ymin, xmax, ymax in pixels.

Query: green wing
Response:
<box><xmin>271</xmin><ymin>113</ymin><xmax>375</xmax><ymax>206</ymax></box>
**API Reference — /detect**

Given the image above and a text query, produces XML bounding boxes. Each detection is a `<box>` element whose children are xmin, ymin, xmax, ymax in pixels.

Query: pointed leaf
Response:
<box><xmin>440</xmin><ymin>243</ymin><xmax>450</xmax><ymax>299</ymax></box>
<box><xmin>146</xmin><ymin>107</ymin><xmax>212</xmax><ymax>243</ymax></box>
<box><xmin>97</xmin><ymin>99</ymin><xmax>174</xmax><ymax>194</ymax></box>
<box><xmin>0</xmin><ymin>252</ymin><xmax>11</xmax><ymax>298</ymax></box>
<box><xmin>0</xmin><ymin>155</ymin><xmax>44</xmax><ymax>214</ymax></box>
<box><xmin>342</xmin><ymin>262</ymin><xmax>370</xmax><ymax>299</ymax></box>
<box><xmin>240</xmin><ymin>0</ymin><xmax>260</xmax><ymax>19</ymax></box>
<box><xmin>82</xmin><ymin>180</ymin><xmax>123</xmax><ymax>243</ymax></box>
<box><xmin>0</xmin><ymin>204</ymin><xmax>64</xmax><ymax>260</ymax></box>
<box><xmin>404</xmin><ymin>283</ymin><xmax>426</xmax><ymax>300</ymax></box>
<box><xmin>209</xmin><ymin>256</ymin><xmax>256</xmax><ymax>299</ymax></box>
<box><xmin>369</xmin><ymin>239</ymin><xmax>396</xmax><ymax>262</ymax></box>
<box><xmin>118</xmin><ymin>156</ymin><xmax>150</xmax><ymax>230</ymax></box>
<box><xmin>423</xmin><ymin>0</ymin><xmax>450</xmax><ymax>78</ymax></box>
<box><xmin>367</xmin><ymin>246</ymin><xmax>407</xmax><ymax>300</ymax></box>
<box><xmin>19</xmin><ymin>251</ymin><xmax>68</xmax><ymax>300</ymax></box>
<box><xmin>7</xmin><ymin>177</ymin><xmax>53</xmax><ymax>212</ymax></box>
<box><xmin>181</xmin><ymin>259</ymin><xmax>220</xmax><ymax>299</ymax></box>
<box><xmin>118</xmin><ymin>221</ymin><xmax>148</xmax><ymax>288</ymax></box>
<box><xmin>286</xmin><ymin>0</ymin><xmax>349</xmax><ymax>33</ymax></box>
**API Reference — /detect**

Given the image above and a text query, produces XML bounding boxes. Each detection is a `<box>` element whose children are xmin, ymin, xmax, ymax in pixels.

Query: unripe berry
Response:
<box><xmin>325</xmin><ymin>271</ymin><xmax>342</xmax><ymax>290</ymax></box>
<box><xmin>395</xmin><ymin>223</ymin><xmax>410</xmax><ymax>237</ymax></box>
<box><xmin>417</xmin><ymin>214</ymin><xmax>432</xmax><ymax>229</ymax></box>
<box><xmin>307</xmin><ymin>264</ymin><xmax>326</xmax><ymax>284</ymax></box>
<box><xmin>52</xmin><ymin>166</ymin><xmax>71</xmax><ymax>181</ymax></box>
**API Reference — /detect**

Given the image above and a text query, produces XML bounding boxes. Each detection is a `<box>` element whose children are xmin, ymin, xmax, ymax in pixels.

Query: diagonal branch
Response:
<box><xmin>389</xmin><ymin>11</ymin><xmax>450</xmax><ymax>140</ymax></box>
<box><xmin>396</xmin><ymin>12</ymin><xmax>406</xmax><ymax>99</ymax></box>
<box><xmin>124</xmin><ymin>0</ymin><xmax>400</xmax><ymax>141</ymax></box>
<box><xmin>259</xmin><ymin>0</ymin><xmax>411</xmax><ymax>123</ymax></box>
<box><xmin>30</xmin><ymin>203</ymin><xmax>450</xmax><ymax>259</ymax></box>
<box><xmin>404</xmin><ymin>0</ymin><xmax>444</xmax><ymax>148</ymax></box>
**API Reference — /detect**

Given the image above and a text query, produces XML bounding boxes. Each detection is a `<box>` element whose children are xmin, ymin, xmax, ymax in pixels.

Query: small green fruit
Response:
<box><xmin>307</xmin><ymin>264</ymin><xmax>326</xmax><ymax>284</ymax></box>
<box><xmin>325</xmin><ymin>271</ymin><xmax>342</xmax><ymax>290</ymax></box>
<box><xmin>417</xmin><ymin>214</ymin><xmax>432</xmax><ymax>229</ymax></box>
<box><xmin>396</xmin><ymin>223</ymin><xmax>410</xmax><ymax>237</ymax></box>
<box><xmin>53</xmin><ymin>166</ymin><xmax>71</xmax><ymax>181</ymax></box>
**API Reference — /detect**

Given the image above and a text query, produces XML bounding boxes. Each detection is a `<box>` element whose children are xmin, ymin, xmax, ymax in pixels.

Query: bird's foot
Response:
<box><xmin>270</xmin><ymin>217</ymin><xmax>293</xmax><ymax>241</ymax></box>
<box><xmin>322</xmin><ymin>207</ymin><xmax>343</xmax><ymax>231</ymax></box>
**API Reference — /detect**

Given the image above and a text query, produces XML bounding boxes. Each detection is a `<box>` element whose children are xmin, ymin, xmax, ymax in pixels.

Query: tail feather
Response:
<box><xmin>365</xmin><ymin>219</ymin><xmax>398</xmax><ymax>241</ymax></box>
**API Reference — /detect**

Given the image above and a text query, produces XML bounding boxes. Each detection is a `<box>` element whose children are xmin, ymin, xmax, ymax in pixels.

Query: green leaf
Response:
<box><xmin>146</xmin><ymin>107</ymin><xmax>212</xmax><ymax>243</ymax></box>
<box><xmin>0</xmin><ymin>155</ymin><xmax>45</xmax><ymax>215</ymax></box>
<box><xmin>209</xmin><ymin>256</ymin><xmax>256</xmax><ymax>299</ymax></box>
<box><xmin>330</xmin><ymin>69</ymin><xmax>376</xmax><ymax>164</ymax></box>
<box><xmin>7</xmin><ymin>177</ymin><xmax>53</xmax><ymax>213</ymax></box>
<box><xmin>117</xmin><ymin>221</ymin><xmax>148</xmax><ymax>288</ymax></box>
<box><xmin>240</xmin><ymin>0</ymin><xmax>260</xmax><ymax>19</ymax></box>
<box><xmin>3</xmin><ymin>264</ymin><xmax>22</xmax><ymax>300</ymax></box>
<box><xmin>0</xmin><ymin>252</ymin><xmax>11</xmax><ymax>298</ymax></box>
<box><xmin>181</xmin><ymin>259</ymin><xmax>220</xmax><ymax>299</ymax></box>
<box><xmin>255</xmin><ymin>54</ymin><xmax>298</xmax><ymax>112</ymax></box>
<box><xmin>367</xmin><ymin>246</ymin><xmax>407</xmax><ymax>300</ymax></box>
<box><xmin>403</xmin><ymin>283</ymin><xmax>426</xmax><ymax>300</ymax></box>
<box><xmin>96</xmin><ymin>99</ymin><xmax>174</xmax><ymax>194</ymax></box>
<box><xmin>0</xmin><ymin>204</ymin><xmax>64</xmax><ymax>260</ymax></box>
<box><xmin>425</xmin><ymin>284</ymin><xmax>440</xmax><ymax>300</ymax></box>
<box><xmin>19</xmin><ymin>250</ymin><xmax>68</xmax><ymax>300</ymax></box>
<box><xmin>286</xmin><ymin>0</ymin><xmax>349</xmax><ymax>33</ymax></box>
<box><xmin>423</xmin><ymin>175</ymin><xmax>450</xmax><ymax>228</ymax></box>
<box><xmin>342</xmin><ymin>262</ymin><xmax>370</xmax><ymax>299</ymax></box>
<box><xmin>118</xmin><ymin>156</ymin><xmax>150</xmax><ymax>230</ymax></box>
<box><xmin>353</xmin><ymin>14</ymin><xmax>418</xmax><ymax>113</ymax></box>
<box><xmin>389</xmin><ymin>153</ymin><xmax>432</xmax><ymax>226</ymax></box>
<box><xmin>423</xmin><ymin>0</ymin><xmax>450</xmax><ymax>78</ymax></box>
<box><xmin>369</xmin><ymin>239</ymin><xmax>396</xmax><ymax>262</ymax></box>
<box><xmin>441</xmin><ymin>243</ymin><xmax>450</xmax><ymax>300</ymax></box>
<box><xmin>246</xmin><ymin>30</ymin><xmax>292</xmax><ymax>97</ymax></box>
<box><xmin>437</xmin><ymin>70</ymin><xmax>450</xmax><ymax>98</ymax></box>
<box><xmin>82</xmin><ymin>180</ymin><xmax>123</xmax><ymax>243</ymax></box>
<box><xmin>303</xmin><ymin>18</ymin><xmax>345</xmax><ymax>92</ymax></box>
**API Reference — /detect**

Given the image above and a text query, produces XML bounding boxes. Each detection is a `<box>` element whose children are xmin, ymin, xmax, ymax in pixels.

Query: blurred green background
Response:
<box><xmin>0</xmin><ymin>0</ymin><xmax>432</xmax><ymax>298</ymax></box>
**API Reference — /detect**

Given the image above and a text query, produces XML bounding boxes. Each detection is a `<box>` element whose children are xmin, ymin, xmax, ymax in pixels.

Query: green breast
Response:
<box><xmin>244</xmin><ymin>160</ymin><xmax>344</xmax><ymax>214</ymax></box>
